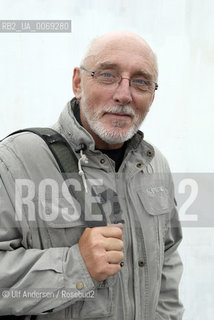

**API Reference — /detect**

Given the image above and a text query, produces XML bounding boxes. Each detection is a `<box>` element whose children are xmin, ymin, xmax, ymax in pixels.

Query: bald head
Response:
<box><xmin>81</xmin><ymin>31</ymin><xmax>158</xmax><ymax>81</ymax></box>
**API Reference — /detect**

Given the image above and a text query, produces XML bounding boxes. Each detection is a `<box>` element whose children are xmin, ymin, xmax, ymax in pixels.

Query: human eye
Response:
<box><xmin>131</xmin><ymin>78</ymin><xmax>153</xmax><ymax>91</ymax></box>
<box><xmin>99</xmin><ymin>70</ymin><xmax>114</xmax><ymax>78</ymax></box>
<box><xmin>132</xmin><ymin>78</ymin><xmax>147</xmax><ymax>85</ymax></box>
<box><xmin>97</xmin><ymin>70</ymin><xmax>117</xmax><ymax>84</ymax></box>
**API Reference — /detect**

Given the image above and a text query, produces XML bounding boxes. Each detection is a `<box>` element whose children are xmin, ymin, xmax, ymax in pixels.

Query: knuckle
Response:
<box><xmin>95</xmin><ymin>264</ymin><xmax>109</xmax><ymax>279</ymax></box>
<box><xmin>90</xmin><ymin>239</ymin><xmax>99</xmax><ymax>250</ymax></box>
<box><xmin>94</xmin><ymin>251</ymin><xmax>108</xmax><ymax>266</ymax></box>
<box><xmin>118</xmin><ymin>239</ymin><xmax>124</xmax><ymax>250</ymax></box>
<box><xmin>98</xmin><ymin>251</ymin><xmax>107</xmax><ymax>261</ymax></box>
<box><xmin>89</xmin><ymin>236</ymin><xmax>104</xmax><ymax>250</ymax></box>
<box><xmin>118</xmin><ymin>240</ymin><xmax>124</xmax><ymax>251</ymax></box>
<box><xmin>119</xmin><ymin>251</ymin><xmax>124</xmax><ymax>260</ymax></box>
<box><xmin>117</xmin><ymin>227</ymin><xmax>123</xmax><ymax>237</ymax></box>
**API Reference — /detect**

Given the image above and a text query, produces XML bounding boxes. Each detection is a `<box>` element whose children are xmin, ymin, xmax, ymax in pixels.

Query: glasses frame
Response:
<box><xmin>80</xmin><ymin>66</ymin><xmax>158</xmax><ymax>92</ymax></box>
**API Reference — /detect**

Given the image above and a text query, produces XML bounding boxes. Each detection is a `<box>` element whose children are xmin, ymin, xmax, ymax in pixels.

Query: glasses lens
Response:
<box><xmin>95</xmin><ymin>70</ymin><xmax>119</xmax><ymax>84</ymax></box>
<box><xmin>90</xmin><ymin>68</ymin><xmax>158</xmax><ymax>92</ymax></box>
<box><xmin>131</xmin><ymin>78</ymin><xmax>155</xmax><ymax>92</ymax></box>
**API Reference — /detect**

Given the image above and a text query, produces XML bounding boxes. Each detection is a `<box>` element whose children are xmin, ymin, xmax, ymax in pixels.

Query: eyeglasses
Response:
<box><xmin>80</xmin><ymin>66</ymin><xmax>158</xmax><ymax>93</ymax></box>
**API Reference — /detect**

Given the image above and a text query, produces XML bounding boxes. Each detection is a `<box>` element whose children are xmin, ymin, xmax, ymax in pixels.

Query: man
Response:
<box><xmin>0</xmin><ymin>31</ymin><xmax>183</xmax><ymax>319</ymax></box>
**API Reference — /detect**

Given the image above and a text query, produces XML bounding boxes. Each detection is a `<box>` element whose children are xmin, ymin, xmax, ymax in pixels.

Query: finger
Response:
<box><xmin>106</xmin><ymin>251</ymin><xmax>124</xmax><ymax>264</ymax></box>
<box><xmin>98</xmin><ymin>226</ymin><xmax>123</xmax><ymax>239</ymax></box>
<box><xmin>104</xmin><ymin>238</ymin><xmax>124</xmax><ymax>251</ymax></box>
<box><xmin>105</xmin><ymin>263</ymin><xmax>121</xmax><ymax>277</ymax></box>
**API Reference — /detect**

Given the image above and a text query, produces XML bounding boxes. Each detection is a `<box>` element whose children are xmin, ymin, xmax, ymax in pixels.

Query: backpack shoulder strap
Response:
<box><xmin>2</xmin><ymin>127</ymin><xmax>78</xmax><ymax>174</ymax></box>
<box><xmin>2</xmin><ymin>127</ymin><xmax>107</xmax><ymax>227</ymax></box>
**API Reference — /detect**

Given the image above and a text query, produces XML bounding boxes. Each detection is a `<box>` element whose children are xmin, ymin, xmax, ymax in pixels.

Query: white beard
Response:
<box><xmin>80</xmin><ymin>93</ymin><xmax>145</xmax><ymax>145</ymax></box>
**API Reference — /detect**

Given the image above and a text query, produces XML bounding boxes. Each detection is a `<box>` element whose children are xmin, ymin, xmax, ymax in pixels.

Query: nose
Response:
<box><xmin>112</xmin><ymin>78</ymin><xmax>133</xmax><ymax>105</ymax></box>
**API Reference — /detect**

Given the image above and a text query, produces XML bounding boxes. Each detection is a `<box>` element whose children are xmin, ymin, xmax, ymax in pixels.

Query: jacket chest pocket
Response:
<box><xmin>136</xmin><ymin>185</ymin><xmax>173</xmax><ymax>279</ymax></box>
<box><xmin>36</xmin><ymin>197</ymin><xmax>87</xmax><ymax>248</ymax></box>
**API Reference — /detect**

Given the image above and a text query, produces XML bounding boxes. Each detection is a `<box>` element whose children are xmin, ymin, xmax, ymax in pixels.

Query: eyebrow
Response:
<box><xmin>97</xmin><ymin>62</ymin><xmax>119</xmax><ymax>69</ymax></box>
<box><xmin>96</xmin><ymin>62</ymin><xmax>154</xmax><ymax>80</ymax></box>
<box><xmin>134</xmin><ymin>70</ymin><xmax>153</xmax><ymax>80</ymax></box>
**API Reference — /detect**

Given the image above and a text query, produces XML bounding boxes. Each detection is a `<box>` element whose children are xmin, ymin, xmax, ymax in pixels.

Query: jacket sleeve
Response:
<box><xmin>155</xmin><ymin>204</ymin><xmax>184</xmax><ymax>320</ymax></box>
<box><xmin>0</xmin><ymin>157</ymin><xmax>96</xmax><ymax>316</ymax></box>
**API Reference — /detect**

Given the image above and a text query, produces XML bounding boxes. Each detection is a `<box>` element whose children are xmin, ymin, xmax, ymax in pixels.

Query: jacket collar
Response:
<box><xmin>53</xmin><ymin>98</ymin><xmax>96</xmax><ymax>151</ymax></box>
<box><xmin>53</xmin><ymin>98</ymin><xmax>154</xmax><ymax>161</ymax></box>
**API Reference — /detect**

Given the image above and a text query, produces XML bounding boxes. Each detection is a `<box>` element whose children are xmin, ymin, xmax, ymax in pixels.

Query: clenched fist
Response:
<box><xmin>78</xmin><ymin>225</ymin><xmax>124</xmax><ymax>282</ymax></box>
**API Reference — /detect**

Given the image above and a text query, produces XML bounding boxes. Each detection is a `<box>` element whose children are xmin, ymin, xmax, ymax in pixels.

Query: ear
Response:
<box><xmin>72</xmin><ymin>67</ymin><xmax>82</xmax><ymax>100</ymax></box>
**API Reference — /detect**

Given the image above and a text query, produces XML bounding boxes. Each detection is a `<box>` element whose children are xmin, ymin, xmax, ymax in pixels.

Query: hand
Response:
<box><xmin>78</xmin><ymin>226</ymin><xmax>124</xmax><ymax>282</ymax></box>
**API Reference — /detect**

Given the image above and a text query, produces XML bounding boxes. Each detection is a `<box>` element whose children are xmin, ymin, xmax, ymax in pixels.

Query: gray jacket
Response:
<box><xmin>0</xmin><ymin>99</ymin><xmax>183</xmax><ymax>319</ymax></box>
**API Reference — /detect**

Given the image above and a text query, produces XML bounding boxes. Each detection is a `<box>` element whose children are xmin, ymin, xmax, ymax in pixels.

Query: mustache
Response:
<box><xmin>102</xmin><ymin>105</ymin><xmax>135</xmax><ymax>117</ymax></box>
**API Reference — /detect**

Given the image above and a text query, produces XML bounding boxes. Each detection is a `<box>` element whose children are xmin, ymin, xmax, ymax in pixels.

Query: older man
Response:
<box><xmin>0</xmin><ymin>31</ymin><xmax>183</xmax><ymax>319</ymax></box>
